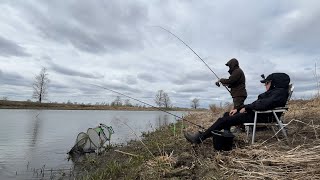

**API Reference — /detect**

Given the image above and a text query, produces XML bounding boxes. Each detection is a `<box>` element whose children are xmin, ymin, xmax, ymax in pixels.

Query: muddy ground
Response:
<box><xmin>73</xmin><ymin>99</ymin><xmax>320</xmax><ymax>180</ymax></box>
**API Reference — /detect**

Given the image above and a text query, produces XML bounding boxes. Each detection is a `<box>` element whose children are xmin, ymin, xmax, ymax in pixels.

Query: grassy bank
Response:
<box><xmin>74</xmin><ymin>118</ymin><xmax>224</xmax><ymax>179</ymax></box>
<box><xmin>73</xmin><ymin>98</ymin><xmax>320</xmax><ymax>179</ymax></box>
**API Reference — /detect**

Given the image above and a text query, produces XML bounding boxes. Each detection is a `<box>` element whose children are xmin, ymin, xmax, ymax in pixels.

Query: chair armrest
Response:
<box><xmin>244</xmin><ymin>123</ymin><xmax>288</xmax><ymax>126</ymax></box>
<box><xmin>253</xmin><ymin>107</ymin><xmax>288</xmax><ymax>113</ymax></box>
<box><xmin>274</xmin><ymin>107</ymin><xmax>289</xmax><ymax>110</ymax></box>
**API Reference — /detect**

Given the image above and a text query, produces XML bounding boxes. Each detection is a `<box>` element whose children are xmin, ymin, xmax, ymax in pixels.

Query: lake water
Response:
<box><xmin>0</xmin><ymin>109</ymin><xmax>187</xmax><ymax>179</ymax></box>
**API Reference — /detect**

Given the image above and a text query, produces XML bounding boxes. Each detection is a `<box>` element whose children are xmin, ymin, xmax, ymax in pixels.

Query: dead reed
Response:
<box><xmin>181</xmin><ymin>98</ymin><xmax>320</xmax><ymax>179</ymax></box>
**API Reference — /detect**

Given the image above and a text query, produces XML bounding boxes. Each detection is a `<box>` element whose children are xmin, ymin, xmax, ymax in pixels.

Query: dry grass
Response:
<box><xmin>146</xmin><ymin>151</ymin><xmax>177</xmax><ymax>175</ymax></box>
<box><xmin>77</xmin><ymin>98</ymin><xmax>320</xmax><ymax>179</ymax></box>
<box><xmin>181</xmin><ymin>98</ymin><xmax>320</xmax><ymax>179</ymax></box>
<box><xmin>218</xmin><ymin>142</ymin><xmax>320</xmax><ymax>179</ymax></box>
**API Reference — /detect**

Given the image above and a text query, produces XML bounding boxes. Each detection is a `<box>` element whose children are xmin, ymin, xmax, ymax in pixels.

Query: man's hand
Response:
<box><xmin>239</xmin><ymin>108</ymin><xmax>246</xmax><ymax>113</ymax></box>
<box><xmin>229</xmin><ymin>109</ymin><xmax>237</xmax><ymax>116</ymax></box>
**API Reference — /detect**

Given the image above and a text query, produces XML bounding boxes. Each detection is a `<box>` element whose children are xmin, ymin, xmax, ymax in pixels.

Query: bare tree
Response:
<box><xmin>124</xmin><ymin>99</ymin><xmax>132</xmax><ymax>107</ymax></box>
<box><xmin>32</xmin><ymin>67</ymin><xmax>50</xmax><ymax>103</ymax></box>
<box><xmin>111</xmin><ymin>96</ymin><xmax>122</xmax><ymax>106</ymax></box>
<box><xmin>155</xmin><ymin>90</ymin><xmax>165</xmax><ymax>107</ymax></box>
<box><xmin>162</xmin><ymin>92</ymin><xmax>171</xmax><ymax>108</ymax></box>
<box><xmin>154</xmin><ymin>90</ymin><xmax>171</xmax><ymax>108</ymax></box>
<box><xmin>191</xmin><ymin>98</ymin><xmax>200</xmax><ymax>109</ymax></box>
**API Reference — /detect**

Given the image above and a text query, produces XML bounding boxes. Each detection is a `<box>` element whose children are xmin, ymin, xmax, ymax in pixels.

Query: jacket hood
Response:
<box><xmin>226</xmin><ymin>58</ymin><xmax>239</xmax><ymax>73</ymax></box>
<box><xmin>260</xmin><ymin>73</ymin><xmax>290</xmax><ymax>89</ymax></box>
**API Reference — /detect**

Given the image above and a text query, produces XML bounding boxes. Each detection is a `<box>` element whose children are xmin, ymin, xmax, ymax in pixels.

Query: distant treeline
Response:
<box><xmin>0</xmin><ymin>100</ymin><xmax>206</xmax><ymax>111</ymax></box>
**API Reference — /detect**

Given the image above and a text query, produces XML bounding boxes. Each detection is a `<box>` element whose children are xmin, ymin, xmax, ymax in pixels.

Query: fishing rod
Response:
<box><xmin>92</xmin><ymin>84</ymin><xmax>205</xmax><ymax>130</ymax></box>
<box><xmin>155</xmin><ymin>26</ymin><xmax>231</xmax><ymax>94</ymax></box>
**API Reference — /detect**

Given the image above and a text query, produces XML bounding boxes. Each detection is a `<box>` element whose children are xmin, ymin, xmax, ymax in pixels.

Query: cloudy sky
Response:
<box><xmin>0</xmin><ymin>0</ymin><xmax>319</xmax><ymax>108</ymax></box>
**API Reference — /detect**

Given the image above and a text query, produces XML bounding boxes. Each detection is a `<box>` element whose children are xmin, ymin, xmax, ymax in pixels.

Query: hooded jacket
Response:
<box><xmin>245</xmin><ymin>73</ymin><xmax>290</xmax><ymax>111</ymax></box>
<box><xmin>244</xmin><ymin>88</ymin><xmax>288</xmax><ymax>112</ymax></box>
<box><xmin>220</xmin><ymin>58</ymin><xmax>247</xmax><ymax>97</ymax></box>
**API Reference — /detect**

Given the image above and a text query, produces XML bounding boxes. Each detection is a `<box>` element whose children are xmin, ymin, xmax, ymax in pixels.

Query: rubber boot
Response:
<box><xmin>184</xmin><ymin>131</ymin><xmax>203</xmax><ymax>144</ymax></box>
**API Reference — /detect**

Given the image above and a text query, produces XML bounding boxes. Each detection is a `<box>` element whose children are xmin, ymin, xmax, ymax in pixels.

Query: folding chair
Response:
<box><xmin>244</xmin><ymin>84</ymin><xmax>294</xmax><ymax>144</ymax></box>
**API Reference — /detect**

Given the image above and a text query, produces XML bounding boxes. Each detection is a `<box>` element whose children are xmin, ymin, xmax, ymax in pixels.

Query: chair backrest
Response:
<box><xmin>286</xmin><ymin>84</ymin><xmax>294</xmax><ymax>104</ymax></box>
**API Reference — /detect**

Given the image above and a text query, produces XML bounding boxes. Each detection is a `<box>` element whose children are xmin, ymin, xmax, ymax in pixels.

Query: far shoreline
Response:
<box><xmin>0</xmin><ymin>100</ymin><xmax>207</xmax><ymax>111</ymax></box>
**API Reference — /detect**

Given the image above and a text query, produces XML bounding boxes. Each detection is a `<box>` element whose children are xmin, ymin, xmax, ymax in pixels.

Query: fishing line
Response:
<box><xmin>91</xmin><ymin>84</ymin><xmax>205</xmax><ymax>130</ymax></box>
<box><xmin>153</xmin><ymin>26</ymin><xmax>231</xmax><ymax>94</ymax></box>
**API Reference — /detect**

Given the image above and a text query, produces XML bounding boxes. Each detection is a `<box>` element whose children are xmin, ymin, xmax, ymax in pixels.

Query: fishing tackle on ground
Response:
<box><xmin>67</xmin><ymin>123</ymin><xmax>114</xmax><ymax>161</ymax></box>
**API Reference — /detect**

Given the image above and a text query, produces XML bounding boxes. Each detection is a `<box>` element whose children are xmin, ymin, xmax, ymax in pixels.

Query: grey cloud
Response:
<box><xmin>48</xmin><ymin>61</ymin><xmax>103</xmax><ymax>79</ymax></box>
<box><xmin>239</xmin><ymin>58</ymin><xmax>277</xmax><ymax>82</ymax></box>
<box><xmin>2</xmin><ymin>1</ymin><xmax>319</xmax><ymax>107</ymax></box>
<box><xmin>48</xmin><ymin>81</ymin><xmax>109</xmax><ymax>100</ymax></box>
<box><xmin>0</xmin><ymin>70</ymin><xmax>31</xmax><ymax>87</ymax></box>
<box><xmin>186</xmin><ymin>71</ymin><xmax>214</xmax><ymax>81</ymax></box>
<box><xmin>167</xmin><ymin>93</ymin><xmax>193</xmax><ymax>99</ymax></box>
<box><xmin>0</xmin><ymin>36</ymin><xmax>30</xmax><ymax>57</ymax></box>
<box><xmin>274</xmin><ymin>7</ymin><xmax>320</xmax><ymax>54</ymax></box>
<box><xmin>294</xmin><ymin>83</ymin><xmax>317</xmax><ymax>93</ymax></box>
<box><xmin>291</xmin><ymin>82</ymin><xmax>318</xmax><ymax>99</ymax></box>
<box><xmin>177</xmin><ymin>1</ymin><xmax>282</xmax><ymax>52</ymax></box>
<box><xmin>12</xmin><ymin>1</ymin><xmax>147</xmax><ymax>54</ymax></box>
<box><xmin>174</xmin><ymin>84</ymin><xmax>208</xmax><ymax>93</ymax></box>
<box><xmin>49</xmin><ymin>82</ymin><xmax>70</xmax><ymax>91</ymax></box>
<box><xmin>78</xmin><ymin>86</ymin><xmax>105</xmax><ymax>95</ymax></box>
<box><xmin>98</xmin><ymin>81</ymin><xmax>142</xmax><ymax>95</ymax></box>
<box><xmin>171</xmin><ymin>77</ymin><xmax>192</xmax><ymax>85</ymax></box>
<box><xmin>305</xmin><ymin>67</ymin><xmax>313</xmax><ymax>71</ymax></box>
<box><xmin>290</xmin><ymin>73</ymin><xmax>314</xmax><ymax>83</ymax></box>
<box><xmin>170</xmin><ymin>1</ymin><xmax>320</xmax><ymax>56</ymax></box>
<box><xmin>137</xmin><ymin>73</ymin><xmax>155</xmax><ymax>83</ymax></box>
<box><xmin>135</xmin><ymin>91</ymin><xmax>155</xmax><ymax>99</ymax></box>
<box><xmin>172</xmin><ymin>71</ymin><xmax>214</xmax><ymax>85</ymax></box>
<box><xmin>49</xmin><ymin>80</ymin><xmax>108</xmax><ymax>100</ymax></box>
<box><xmin>125</xmin><ymin>75</ymin><xmax>138</xmax><ymax>85</ymax></box>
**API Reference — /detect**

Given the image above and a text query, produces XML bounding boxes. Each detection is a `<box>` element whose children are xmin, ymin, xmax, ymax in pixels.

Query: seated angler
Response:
<box><xmin>184</xmin><ymin>73</ymin><xmax>290</xmax><ymax>144</ymax></box>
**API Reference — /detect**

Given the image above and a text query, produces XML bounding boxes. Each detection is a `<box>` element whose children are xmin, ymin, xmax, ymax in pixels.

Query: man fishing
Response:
<box><xmin>185</xmin><ymin>73</ymin><xmax>290</xmax><ymax>144</ymax></box>
<box><xmin>157</xmin><ymin>27</ymin><xmax>245</xmax><ymax>113</ymax></box>
<box><xmin>216</xmin><ymin>58</ymin><xmax>247</xmax><ymax>116</ymax></box>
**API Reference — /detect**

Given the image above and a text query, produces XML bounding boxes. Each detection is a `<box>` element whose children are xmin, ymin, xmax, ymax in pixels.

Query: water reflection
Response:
<box><xmin>156</xmin><ymin>114</ymin><xmax>169</xmax><ymax>128</ymax></box>
<box><xmin>28</xmin><ymin>116</ymin><xmax>41</xmax><ymax>148</ymax></box>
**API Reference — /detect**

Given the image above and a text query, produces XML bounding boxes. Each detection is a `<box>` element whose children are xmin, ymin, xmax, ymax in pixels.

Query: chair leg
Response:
<box><xmin>245</xmin><ymin>126</ymin><xmax>249</xmax><ymax>140</ymax></box>
<box><xmin>272</xmin><ymin>111</ymin><xmax>289</xmax><ymax>144</ymax></box>
<box><xmin>252</xmin><ymin>112</ymin><xmax>258</xmax><ymax>144</ymax></box>
<box><xmin>271</xmin><ymin>126</ymin><xmax>280</xmax><ymax>141</ymax></box>
<box><xmin>245</xmin><ymin>126</ymin><xmax>252</xmax><ymax>143</ymax></box>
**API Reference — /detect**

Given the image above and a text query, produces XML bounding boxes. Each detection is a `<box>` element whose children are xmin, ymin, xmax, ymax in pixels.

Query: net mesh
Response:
<box><xmin>68</xmin><ymin>124</ymin><xmax>114</xmax><ymax>156</ymax></box>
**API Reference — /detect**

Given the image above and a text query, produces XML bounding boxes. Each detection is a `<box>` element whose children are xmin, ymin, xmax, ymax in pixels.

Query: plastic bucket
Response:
<box><xmin>211</xmin><ymin>130</ymin><xmax>235</xmax><ymax>151</ymax></box>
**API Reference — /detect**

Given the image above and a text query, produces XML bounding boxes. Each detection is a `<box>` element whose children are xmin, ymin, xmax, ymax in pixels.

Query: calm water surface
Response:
<box><xmin>0</xmin><ymin>109</ymin><xmax>187</xmax><ymax>179</ymax></box>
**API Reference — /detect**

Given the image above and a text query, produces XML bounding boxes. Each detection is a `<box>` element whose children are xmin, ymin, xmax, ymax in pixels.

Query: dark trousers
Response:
<box><xmin>233</xmin><ymin>96</ymin><xmax>246</xmax><ymax>110</ymax></box>
<box><xmin>201</xmin><ymin>111</ymin><xmax>273</xmax><ymax>140</ymax></box>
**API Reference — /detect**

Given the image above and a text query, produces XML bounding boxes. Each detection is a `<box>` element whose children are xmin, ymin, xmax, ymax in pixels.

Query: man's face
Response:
<box><xmin>265</xmin><ymin>81</ymin><xmax>271</xmax><ymax>91</ymax></box>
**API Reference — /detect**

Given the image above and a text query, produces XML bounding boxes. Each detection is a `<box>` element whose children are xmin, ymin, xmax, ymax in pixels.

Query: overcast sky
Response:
<box><xmin>0</xmin><ymin>0</ymin><xmax>319</xmax><ymax>108</ymax></box>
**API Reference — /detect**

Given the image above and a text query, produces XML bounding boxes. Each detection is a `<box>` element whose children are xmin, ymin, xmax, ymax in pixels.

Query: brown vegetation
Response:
<box><xmin>73</xmin><ymin>98</ymin><xmax>320</xmax><ymax>179</ymax></box>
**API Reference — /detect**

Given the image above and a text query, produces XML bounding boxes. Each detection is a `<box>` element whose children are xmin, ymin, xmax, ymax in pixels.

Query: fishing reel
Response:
<box><xmin>215</xmin><ymin>81</ymin><xmax>221</xmax><ymax>87</ymax></box>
